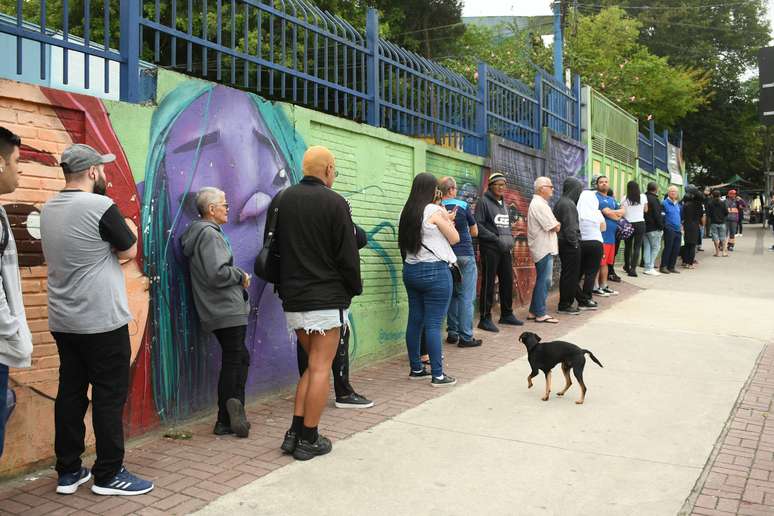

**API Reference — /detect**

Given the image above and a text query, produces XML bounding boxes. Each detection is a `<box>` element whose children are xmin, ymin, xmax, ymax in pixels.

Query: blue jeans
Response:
<box><xmin>528</xmin><ymin>254</ymin><xmax>554</xmax><ymax>318</ymax></box>
<box><xmin>0</xmin><ymin>363</ymin><xmax>8</xmax><ymax>457</ymax></box>
<box><xmin>662</xmin><ymin>228</ymin><xmax>682</xmax><ymax>270</ymax></box>
<box><xmin>403</xmin><ymin>261</ymin><xmax>452</xmax><ymax>378</ymax></box>
<box><xmin>642</xmin><ymin>230</ymin><xmax>662</xmax><ymax>270</ymax></box>
<box><xmin>446</xmin><ymin>255</ymin><xmax>477</xmax><ymax>342</ymax></box>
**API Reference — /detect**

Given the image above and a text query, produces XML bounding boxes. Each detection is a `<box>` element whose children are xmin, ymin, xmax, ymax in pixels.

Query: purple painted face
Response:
<box><xmin>163</xmin><ymin>86</ymin><xmax>296</xmax><ymax>390</ymax></box>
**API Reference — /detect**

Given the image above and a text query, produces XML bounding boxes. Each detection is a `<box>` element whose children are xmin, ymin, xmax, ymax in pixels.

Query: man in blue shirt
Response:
<box><xmin>440</xmin><ymin>177</ymin><xmax>481</xmax><ymax>348</ymax></box>
<box><xmin>593</xmin><ymin>176</ymin><xmax>624</xmax><ymax>297</ymax></box>
<box><xmin>660</xmin><ymin>185</ymin><xmax>683</xmax><ymax>274</ymax></box>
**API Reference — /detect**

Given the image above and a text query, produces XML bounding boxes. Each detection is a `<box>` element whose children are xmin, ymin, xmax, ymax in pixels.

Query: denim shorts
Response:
<box><xmin>285</xmin><ymin>309</ymin><xmax>349</xmax><ymax>336</ymax></box>
<box><xmin>710</xmin><ymin>223</ymin><xmax>727</xmax><ymax>242</ymax></box>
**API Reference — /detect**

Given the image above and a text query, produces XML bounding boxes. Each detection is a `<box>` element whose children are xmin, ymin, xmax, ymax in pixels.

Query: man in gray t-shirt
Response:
<box><xmin>40</xmin><ymin>144</ymin><xmax>153</xmax><ymax>497</ymax></box>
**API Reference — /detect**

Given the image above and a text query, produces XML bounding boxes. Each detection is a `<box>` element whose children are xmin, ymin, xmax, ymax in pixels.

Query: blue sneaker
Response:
<box><xmin>56</xmin><ymin>467</ymin><xmax>91</xmax><ymax>495</ymax></box>
<box><xmin>91</xmin><ymin>467</ymin><xmax>154</xmax><ymax>496</ymax></box>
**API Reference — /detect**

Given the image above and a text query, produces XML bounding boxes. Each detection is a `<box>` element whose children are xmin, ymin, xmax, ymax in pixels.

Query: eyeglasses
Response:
<box><xmin>211</xmin><ymin>202</ymin><xmax>229</xmax><ymax>209</ymax></box>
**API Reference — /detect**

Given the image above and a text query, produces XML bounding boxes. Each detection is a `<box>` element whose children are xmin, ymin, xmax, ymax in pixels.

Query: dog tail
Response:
<box><xmin>584</xmin><ymin>350</ymin><xmax>603</xmax><ymax>368</ymax></box>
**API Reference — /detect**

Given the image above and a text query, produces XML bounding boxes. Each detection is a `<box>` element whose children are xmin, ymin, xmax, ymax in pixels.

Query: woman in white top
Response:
<box><xmin>620</xmin><ymin>181</ymin><xmax>649</xmax><ymax>277</ymax></box>
<box><xmin>577</xmin><ymin>190</ymin><xmax>606</xmax><ymax>308</ymax></box>
<box><xmin>398</xmin><ymin>173</ymin><xmax>459</xmax><ymax>387</ymax></box>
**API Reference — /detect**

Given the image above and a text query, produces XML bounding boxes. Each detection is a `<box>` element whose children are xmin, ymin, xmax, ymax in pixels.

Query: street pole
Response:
<box><xmin>553</xmin><ymin>1</ymin><xmax>563</xmax><ymax>82</ymax></box>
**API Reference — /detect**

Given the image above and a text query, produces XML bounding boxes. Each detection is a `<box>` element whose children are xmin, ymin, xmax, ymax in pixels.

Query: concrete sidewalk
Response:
<box><xmin>197</xmin><ymin>229</ymin><xmax>774</xmax><ymax>516</ymax></box>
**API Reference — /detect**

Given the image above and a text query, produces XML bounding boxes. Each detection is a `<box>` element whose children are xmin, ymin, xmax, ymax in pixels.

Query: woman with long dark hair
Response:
<box><xmin>681</xmin><ymin>186</ymin><xmax>704</xmax><ymax>268</ymax></box>
<box><xmin>621</xmin><ymin>180</ymin><xmax>648</xmax><ymax>277</ymax></box>
<box><xmin>398</xmin><ymin>173</ymin><xmax>460</xmax><ymax>387</ymax></box>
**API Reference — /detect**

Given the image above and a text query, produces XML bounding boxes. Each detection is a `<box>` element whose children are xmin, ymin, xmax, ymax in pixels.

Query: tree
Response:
<box><xmin>581</xmin><ymin>0</ymin><xmax>771</xmax><ymax>184</ymax></box>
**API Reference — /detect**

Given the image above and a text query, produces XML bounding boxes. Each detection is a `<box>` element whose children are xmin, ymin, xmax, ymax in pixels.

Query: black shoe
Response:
<box><xmin>226</xmin><ymin>398</ymin><xmax>249</xmax><ymax>438</ymax></box>
<box><xmin>698</xmin><ymin>247</ymin><xmax>704</xmax><ymax>252</ymax></box>
<box><xmin>608</xmin><ymin>274</ymin><xmax>622</xmax><ymax>283</ymax></box>
<box><xmin>577</xmin><ymin>300</ymin><xmax>598</xmax><ymax>311</ymax></box>
<box><xmin>478</xmin><ymin>318</ymin><xmax>499</xmax><ymax>332</ymax></box>
<box><xmin>213</xmin><ymin>421</ymin><xmax>233</xmax><ymax>436</ymax></box>
<box><xmin>445</xmin><ymin>334</ymin><xmax>459</xmax><ymax>344</ymax></box>
<box><xmin>667</xmin><ymin>268</ymin><xmax>680</xmax><ymax>274</ymax></box>
<box><xmin>498</xmin><ymin>313</ymin><xmax>524</xmax><ymax>326</ymax></box>
<box><xmin>335</xmin><ymin>393</ymin><xmax>374</xmax><ymax>409</ymax></box>
<box><xmin>409</xmin><ymin>368</ymin><xmax>432</xmax><ymax>380</ymax></box>
<box><xmin>659</xmin><ymin>267</ymin><xmax>670</xmax><ymax>274</ymax></box>
<box><xmin>557</xmin><ymin>306</ymin><xmax>580</xmax><ymax>315</ymax></box>
<box><xmin>627</xmin><ymin>272</ymin><xmax>638</xmax><ymax>277</ymax></box>
<box><xmin>281</xmin><ymin>430</ymin><xmax>298</xmax><ymax>454</ymax></box>
<box><xmin>431</xmin><ymin>374</ymin><xmax>457</xmax><ymax>387</ymax></box>
<box><xmin>293</xmin><ymin>435</ymin><xmax>332</xmax><ymax>461</ymax></box>
<box><xmin>458</xmin><ymin>338</ymin><xmax>482</xmax><ymax>348</ymax></box>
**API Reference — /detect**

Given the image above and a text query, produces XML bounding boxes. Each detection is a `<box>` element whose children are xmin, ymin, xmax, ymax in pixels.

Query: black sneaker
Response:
<box><xmin>213</xmin><ymin>421</ymin><xmax>233</xmax><ymax>436</ymax></box>
<box><xmin>477</xmin><ymin>318</ymin><xmax>499</xmax><ymax>332</ymax></box>
<box><xmin>335</xmin><ymin>393</ymin><xmax>374</xmax><ymax>409</ymax></box>
<box><xmin>592</xmin><ymin>288</ymin><xmax>610</xmax><ymax>297</ymax></box>
<box><xmin>226</xmin><ymin>398</ymin><xmax>249</xmax><ymax>438</ymax></box>
<box><xmin>431</xmin><ymin>374</ymin><xmax>457</xmax><ymax>387</ymax></box>
<box><xmin>602</xmin><ymin>286</ymin><xmax>619</xmax><ymax>296</ymax></box>
<box><xmin>445</xmin><ymin>334</ymin><xmax>459</xmax><ymax>344</ymax></box>
<box><xmin>659</xmin><ymin>267</ymin><xmax>670</xmax><ymax>274</ymax></box>
<box><xmin>667</xmin><ymin>268</ymin><xmax>680</xmax><ymax>274</ymax></box>
<box><xmin>458</xmin><ymin>338</ymin><xmax>482</xmax><ymax>348</ymax></box>
<box><xmin>498</xmin><ymin>313</ymin><xmax>524</xmax><ymax>326</ymax></box>
<box><xmin>409</xmin><ymin>368</ymin><xmax>432</xmax><ymax>380</ymax></box>
<box><xmin>293</xmin><ymin>435</ymin><xmax>333</xmax><ymax>461</ymax></box>
<box><xmin>577</xmin><ymin>300</ymin><xmax>598</xmax><ymax>310</ymax></box>
<box><xmin>557</xmin><ymin>306</ymin><xmax>580</xmax><ymax>315</ymax></box>
<box><xmin>281</xmin><ymin>430</ymin><xmax>298</xmax><ymax>454</ymax></box>
<box><xmin>627</xmin><ymin>271</ymin><xmax>638</xmax><ymax>277</ymax></box>
<box><xmin>608</xmin><ymin>274</ymin><xmax>622</xmax><ymax>283</ymax></box>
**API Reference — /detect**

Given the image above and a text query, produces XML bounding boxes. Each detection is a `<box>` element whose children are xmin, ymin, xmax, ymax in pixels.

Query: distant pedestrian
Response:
<box><xmin>594</xmin><ymin>176</ymin><xmax>624</xmax><ymax>296</ymax></box>
<box><xmin>0</xmin><ymin>127</ymin><xmax>32</xmax><ymax>459</ymax></box>
<box><xmin>527</xmin><ymin>177</ymin><xmax>561</xmax><ymax>324</ymax></box>
<box><xmin>707</xmin><ymin>189</ymin><xmax>729</xmax><ymax>257</ymax></box>
<box><xmin>399</xmin><ymin>172</ymin><xmax>459</xmax><ymax>387</ymax></box>
<box><xmin>725</xmin><ymin>189</ymin><xmax>740</xmax><ymax>251</ymax></box>
<box><xmin>41</xmin><ymin>144</ymin><xmax>153</xmax><ymax>495</ymax></box>
<box><xmin>181</xmin><ymin>187</ymin><xmax>252</xmax><ymax>438</ymax></box>
<box><xmin>475</xmin><ymin>172</ymin><xmax>524</xmax><ymax>332</ymax></box>
<box><xmin>296</xmin><ymin>225</ymin><xmax>374</xmax><ymax>409</ymax></box>
<box><xmin>271</xmin><ymin>146</ymin><xmax>362</xmax><ymax>461</ymax></box>
<box><xmin>680</xmin><ymin>186</ymin><xmax>704</xmax><ymax>269</ymax></box>
<box><xmin>621</xmin><ymin>180</ymin><xmax>647</xmax><ymax>277</ymax></box>
<box><xmin>576</xmin><ymin>190</ymin><xmax>605</xmax><ymax>307</ymax></box>
<box><xmin>439</xmin><ymin>176</ymin><xmax>481</xmax><ymax>348</ymax></box>
<box><xmin>642</xmin><ymin>182</ymin><xmax>664</xmax><ymax>275</ymax></box>
<box><xmin>552</xmin><ymin>177</ymin><xmax>583</xmax><ymax>315</ymax></box>
<box><xmin>660</xmin><ymin>185</ymin><xmax>683</xmax><ymax>274</ymax></box>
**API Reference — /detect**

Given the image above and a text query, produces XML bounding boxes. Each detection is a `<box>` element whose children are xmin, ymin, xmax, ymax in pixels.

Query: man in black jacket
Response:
<box><xmin>553</xmin><ymin>177</ymin><xmax>583</xmax><ymax>315</ymax></box>
<box><xmin>642</xmin><ymin>182</ymin><xmax>664</xmax><ymax>275</ymax></box>
<box><xmin>475</xmin><ymin>172</ymin><xmax>524</xmax><ymax>332</ymax></box>
<box><xmin>268</xmin><ymin>145</ymin><xmax>362</xmax><ymax>461</ymax></box>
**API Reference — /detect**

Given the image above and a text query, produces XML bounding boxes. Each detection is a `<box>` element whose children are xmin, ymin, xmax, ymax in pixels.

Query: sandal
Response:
<box><xmin>535</xmin><ymin>316</ymin><xmax>559</xmax><ymax>324</ymax></box>
<box><xmin>527</xmin><ymin>314</ymin><xmax>536</xmax><ymax>321</ymax></box>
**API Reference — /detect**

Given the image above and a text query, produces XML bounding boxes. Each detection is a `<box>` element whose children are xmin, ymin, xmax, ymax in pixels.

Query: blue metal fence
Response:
<box><xmin>0</xmin><ymin>0</ymin><xmax>583</xmax><ymax>155</ymax></box>
<box><xmin>638</xmin><ymin>120</ymin><xmax>669</xmax><ymax>173</ymax></box>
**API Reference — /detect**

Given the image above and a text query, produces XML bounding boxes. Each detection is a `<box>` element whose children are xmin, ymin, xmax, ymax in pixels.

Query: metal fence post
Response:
<box><xmin>534</xmin><ymin>70</ymin><xmax>543</xmax><ymax>150</ymax></box>
<box><xmin>475</xmin><ymin>62</ymin><xmax>488</xmax><ymax>156</ymax></box>
<box><xmin>573</xmin><ymin>73</ymin><xmax>581</xmax><ymax>141</ymax></box>
<box><xmin>366</xmin><ymin>8</ymin><xmax>380</xmax><ymax>127</ymax></box>
<box><xmin>119</xmin><ymin>0</ymin><xmax>141</xmax><ymax>103</ymax></box>
<box><xmin>649</xmin><ymin>119</ymin><xmax>656</xmax><ymax>171</ymax></box>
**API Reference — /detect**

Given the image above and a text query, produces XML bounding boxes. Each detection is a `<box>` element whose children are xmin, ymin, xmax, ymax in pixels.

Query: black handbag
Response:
<box><xmin>254</xmin><ymin>189</ymin><xmax>287</xmax><ymax>284</ymax></box>
<box><xmin>422</xmin><ymin>244</ymin><xmax>462</xmax><ymax>284</ymax></box>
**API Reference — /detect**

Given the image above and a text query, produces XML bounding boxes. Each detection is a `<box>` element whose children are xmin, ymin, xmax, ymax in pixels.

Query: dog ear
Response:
<box><xmin>535</xmin><ymin>334</ymin><xmax>541</xmax><ymax>343</ymax></box>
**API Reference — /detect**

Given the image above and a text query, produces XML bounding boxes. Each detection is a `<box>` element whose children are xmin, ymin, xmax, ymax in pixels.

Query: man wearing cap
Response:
<box><xmin>725</xmin><ymin>190</ymin><xmax>740</xmax><ymax>252</ymax></box>
<box><xmin>475</xmin><ymin>172</ymin><xmax>524</xmax><ymax>333</ymax></box>
<box><xmin>40</xmin><ymin>144</ymin><xmax>154</xmax><ymax>496</ymax></box>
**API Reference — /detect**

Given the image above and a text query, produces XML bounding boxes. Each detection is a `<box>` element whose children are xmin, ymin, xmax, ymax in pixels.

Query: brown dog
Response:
<box><xmin>519</xmin><ymin>331</ymin><xmax>603</xmax><ymax>404</ymax></box>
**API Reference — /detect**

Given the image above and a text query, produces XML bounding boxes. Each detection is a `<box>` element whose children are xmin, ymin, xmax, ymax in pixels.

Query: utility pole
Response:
<box><xmin>553</xmin><ymin>1</ymin><xmax>564</xmax><ymax>82</ymax></box>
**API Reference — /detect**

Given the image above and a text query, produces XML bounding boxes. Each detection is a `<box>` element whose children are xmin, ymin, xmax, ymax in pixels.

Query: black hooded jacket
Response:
<box><xmin>475</xmin><ymin>190</ymin><xmax>515</xmax><ymax>254</ymax></box>
<box><xmin>552</xmin><ymin>177</ymin><xmax>583</xmax><ymax>248</ymax></box>
<box><xmin>645</xmin><ymin>191</ymin><xmax>665</xmax><ymax>232</ymax></box>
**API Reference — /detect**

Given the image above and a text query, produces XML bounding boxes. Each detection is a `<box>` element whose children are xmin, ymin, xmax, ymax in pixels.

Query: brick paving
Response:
<box><xmin>684</xmin><ymin>344</ymin><xmax>774</xmax><ymax>516</ymax></box>
<box><xmin>0</xmin><ymin>285</ymin><xmax>634</xmax><ymax>516</ymax></box>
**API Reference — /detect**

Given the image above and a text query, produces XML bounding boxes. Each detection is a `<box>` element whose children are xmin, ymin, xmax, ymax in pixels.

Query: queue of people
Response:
<box><xmin>0</xmin><ymin>121</ymin><xmax>755</xmax><ymax>492</ymax></box>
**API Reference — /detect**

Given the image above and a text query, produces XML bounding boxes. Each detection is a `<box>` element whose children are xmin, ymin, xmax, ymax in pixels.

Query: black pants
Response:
<box><xmin>682</xmin><ymin>244</ymin><xmax>697</xmax><ymax>265</ymax></box>
<box><xmin>624</xmin><ymin>221</ymin><xmax>645</xmax><ymax>273</ymax></box>
<box><xmin>53</xmin><ymin>325</ymin><xmax>130</xmax><ymax>484</ymax></box>
<box><xmin>297</xmin><ymin>325</ymin><xmax>355</xmax><ymax>399</ymax></box>
<box><xmin>558</xmin><ymin>242</ymin><xmax>581</xmax><ymax>310</ymax></box>
<box><xmin>213</xmin><ymin>325</ymin><xmax>250</xmax><ymax>426</ymax></box>
<box><xmin>662</xmin><ymin>228</ymin><xmax>682</xmax><ymax>270</ymax></box>
<box><xmin>479</xmin><ymin>247</ymin><xmax>514</xmax><ymax>320</ymax></box>
<box><xmin>578</xmin><ymin>240</ymin><xmax>603</xmax><ymax>302</ymax></box>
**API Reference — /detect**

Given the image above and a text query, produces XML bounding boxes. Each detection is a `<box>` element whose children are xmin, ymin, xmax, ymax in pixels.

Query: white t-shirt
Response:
<box><xmin>577</xmin><ymin>191</ymin><xmax>604</xmax><ymax>242</ymax></box>
<box><xmin>621</xmin><ymin>194</ymin><xmax>647</xmax><ymax>223</ymax></box>
<box><xmin>404</xmin><ymin>204</ymin><xmax>458</xmax><ymax>265</ymax></box>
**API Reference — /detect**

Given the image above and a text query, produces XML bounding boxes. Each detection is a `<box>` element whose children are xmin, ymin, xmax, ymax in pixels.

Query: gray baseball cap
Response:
<box><xmin>59</xmin><ymin>144</ymin><xmax>115</xmax><ymax>174</ymax></box>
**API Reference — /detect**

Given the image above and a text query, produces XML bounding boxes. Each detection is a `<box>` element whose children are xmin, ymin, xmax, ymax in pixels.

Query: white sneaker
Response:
<box><xmin>642</xmin><ymin>269</ymin><xmax>660</xmax><ymax>276</ymax></box>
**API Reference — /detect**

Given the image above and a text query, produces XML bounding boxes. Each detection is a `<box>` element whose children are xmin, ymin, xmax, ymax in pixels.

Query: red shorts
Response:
<box><xmin>601</xmin><ymin>243</ymin><xmax>616</xmax><ymax>266</ymax></box>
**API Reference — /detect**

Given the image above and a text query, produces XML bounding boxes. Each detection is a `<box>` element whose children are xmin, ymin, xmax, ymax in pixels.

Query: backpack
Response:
<box><xmin>616</xmin><ymin>217</ymin><xmax>635</xmax><ymax>240</ymax></box>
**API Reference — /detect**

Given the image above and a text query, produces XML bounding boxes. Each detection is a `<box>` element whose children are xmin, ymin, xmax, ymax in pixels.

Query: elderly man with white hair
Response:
<box><xmin>527</xmin><ymin>177</ymin><xmax>561</xmax><ymax>324</ymax></box>
<box><xmin>181</xmin><ymin>186</ymin><xmax>252</xmax><ymax>438</ymax></box>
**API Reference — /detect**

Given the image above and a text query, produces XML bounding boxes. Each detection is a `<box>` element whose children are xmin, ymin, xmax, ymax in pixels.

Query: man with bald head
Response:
<box><xmin>265</xmin><ymin>146</ymin><xmax>362</xmax><ymax>460</ymax></box>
